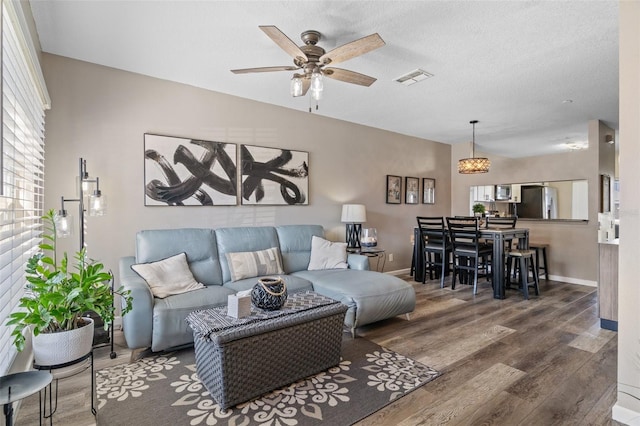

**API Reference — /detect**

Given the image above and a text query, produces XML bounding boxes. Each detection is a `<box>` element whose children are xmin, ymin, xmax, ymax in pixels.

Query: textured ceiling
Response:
<box><xmin>29</xmin><ymin>1</ymin><xmax>619</xmax><ymax>158</ymax></box>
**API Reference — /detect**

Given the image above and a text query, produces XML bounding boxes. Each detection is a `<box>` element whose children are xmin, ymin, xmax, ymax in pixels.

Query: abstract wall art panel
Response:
<box><xmin>240</xmin><ymin>144</ymin><xmax>309</xmax><ymax>205</ymax></box>
<box><xmin>144</xmin><ymin>134</ymin><xmax>237</xmax><ymax>206</ymax></box>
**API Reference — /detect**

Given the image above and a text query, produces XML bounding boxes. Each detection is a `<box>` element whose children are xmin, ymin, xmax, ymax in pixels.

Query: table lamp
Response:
<box><xmin>341</xmin><ymin>204</ymin><xmax>367</xmax><ymax>249</ymax></box>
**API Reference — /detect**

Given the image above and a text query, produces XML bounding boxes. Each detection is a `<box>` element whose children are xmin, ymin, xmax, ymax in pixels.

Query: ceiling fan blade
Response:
<box><xmin>231</xmin><ymin>66</ymin><xmax>299</xmax><ymax>74</ymax></box>
<box><xmin>323</xmin><ymin>68</ymin><xmax>377</xmax><ymax>87</ymax></box>
<box><xmin>259</xmin><ymin>25</ymin><xmax>308</xmax><ymax>64</ymax></box>
<box><xmin>320</xmin><ymin>33</ymin><xmax>385</xmax><ymax>65</ymax></box>
<box><xmin>301</xmin><ymin>78</ymin><xmax>311</xmax><ymax>96</ymax></box>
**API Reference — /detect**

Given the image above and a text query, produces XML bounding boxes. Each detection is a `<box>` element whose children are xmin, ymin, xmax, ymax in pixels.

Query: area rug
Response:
<box><xmin>96</xmin><ymin>338</ymin><xmax>440</xmax><ymax>425</ymax></box>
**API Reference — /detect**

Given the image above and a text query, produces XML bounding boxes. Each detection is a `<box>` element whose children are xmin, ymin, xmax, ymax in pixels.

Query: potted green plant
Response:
<box><xmin>6</xmin><ymin>209</ymin><xmax>132</xmax><ymax>365</ymax></box>
<box><xmin>472</xmin><ymin>203</ymin><xmax>486</xmax><ymax>217</ymax></box>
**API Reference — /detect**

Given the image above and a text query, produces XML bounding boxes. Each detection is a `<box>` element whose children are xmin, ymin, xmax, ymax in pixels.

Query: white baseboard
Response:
<box><xmin>385</xmin><ymin>268</ymin><xmax>411</xmax><ymax>276</ymax></box>
<box><xmin>548</xmin><ymin>274</ymin><xmax>597</xmax><ymax>287</ymax></box>
<box><xmin>382</xmin><ymin>269</ymin><xmax>596</xmax><ymax>287</ymax></box>
<box><xmin>613</xmin><ymin>404</ymin><xmax>640</xmax><ymax>425</ymax></box>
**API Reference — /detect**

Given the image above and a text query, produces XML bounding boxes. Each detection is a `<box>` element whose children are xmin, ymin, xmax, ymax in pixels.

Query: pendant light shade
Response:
<box><xmin>458</xmin><ymin>120</ymin><xmax>490</xmax><ymax>174</ymax></box>
<box><xmin>290</xmin><ymin>75</ymin><xmax>303</xmax><ymax>97</ymax></box>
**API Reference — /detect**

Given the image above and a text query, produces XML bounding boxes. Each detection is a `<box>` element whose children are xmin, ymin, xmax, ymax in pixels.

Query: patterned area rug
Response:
<box><xmin>96</xmin><ymin>338</ymin><xmax>440</xmax><ymax>425</ymax></box>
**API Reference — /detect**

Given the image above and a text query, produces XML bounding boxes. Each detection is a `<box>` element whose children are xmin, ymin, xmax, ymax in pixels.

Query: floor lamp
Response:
<box><xmin>341</xmin><ymin>204</ymin><xmax>367</xmax><ymax>249</ymax></box>
<box><xmin>54</xmin><ymin>158</ymin><xmax>107</xmax><ymax>249</ymax></box>
<box><xmin>53</xmin><ymin>158</ymin><xmax>114</xmax><ymax>357</ymax></box>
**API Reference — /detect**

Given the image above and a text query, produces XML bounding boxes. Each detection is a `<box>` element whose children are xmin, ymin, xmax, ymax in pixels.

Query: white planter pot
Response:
<box><xmin>33</xmin><ymin>317</ymin><xmax>94</xmax><ymax>366</ymax></box>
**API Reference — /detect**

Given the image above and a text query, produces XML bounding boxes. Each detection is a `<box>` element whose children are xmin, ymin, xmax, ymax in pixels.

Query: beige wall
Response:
<box><xmin>450</xmin><ymin>119</ymin><xmax>614</xmax><ymax>285</ymax></box>
<box><xmin>614</xmin><ymin>1</ymin><xmax>640</xmax><ymax>423</ymax></box>
<box><xmin>41</xmin><ymin>54</ymin><xmax>452</xmax><ymax>280</ymax></box>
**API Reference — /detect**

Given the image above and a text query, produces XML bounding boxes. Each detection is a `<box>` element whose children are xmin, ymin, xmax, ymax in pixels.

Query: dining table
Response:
<box><xmin>412</xmin><ymin>226</ymin><xmax>530</xmax><ymax>299</ymax></box>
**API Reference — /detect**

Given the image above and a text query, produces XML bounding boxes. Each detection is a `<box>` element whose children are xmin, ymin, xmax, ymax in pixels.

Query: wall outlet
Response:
<box><xmin>388</xmin><ymin>253</ymin><xmax>394</xmax><ymax>262</ymax></box>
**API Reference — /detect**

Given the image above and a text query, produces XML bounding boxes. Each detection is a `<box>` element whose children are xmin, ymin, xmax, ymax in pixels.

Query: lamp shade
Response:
<box><xmin>458</xmin><ymin>120</ymin><xmax>490</xmax><ymax>174</ymax></box>
<box><xmin>54</xmin><ymin>213</ymin><xmax>73</xmax><ymax>238</ymax></box>
<box><xmin>458</xmin><ymin>157</ymin><xmax>491</xmax><ymax>174</ymax></box>
<box><xmin>341</xmin><ymin>204</ymin><xmax>367</xmax><ymax>223</ymax></box>
<box><xmin>88</xmin><ymin>193</ymin><xmax>107</xmax><ymax>216</ymax></box>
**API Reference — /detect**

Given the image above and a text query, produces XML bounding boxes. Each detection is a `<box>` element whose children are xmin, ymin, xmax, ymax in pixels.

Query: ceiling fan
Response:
<box><xmin>231</xmin><ymin>26</ymin><xmax>385</xmax><ymax>110</ymax></box>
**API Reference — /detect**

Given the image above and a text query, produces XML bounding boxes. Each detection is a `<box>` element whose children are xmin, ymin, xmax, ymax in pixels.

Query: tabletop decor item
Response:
<box><xmin>473</xmin><ymin>203</ymin><xmax>486</xmax><ymax>216</ymax></box>
<box><xmin>6</xmin><ymin>209</ymin><xmax>133</xmax><ymax>365</ymax></box>
<box><xmin>341</xmin><ymin>204</ymin><xmax>367</xmax><ymax>249</ymax></box>
<box><xmin>251</xmin><ymin>277</ymin><xmax>287</xmax><ymax>310</ymax></box>
<box><xmin>360</xmin><ymin>228</ymin><xmax>378</xmax><ymax>248</ymax></box>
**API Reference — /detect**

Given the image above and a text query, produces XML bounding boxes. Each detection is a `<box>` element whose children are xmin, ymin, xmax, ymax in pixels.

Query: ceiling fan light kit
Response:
<box><xmin>232</xmin><ymin>26</ymin><xmax>385</xmax><ymax>112</ymax></box>
<box><xmin>458</xmin><ymin>120</ymin><xmax>491</xmax><ymax>174</ymax></box>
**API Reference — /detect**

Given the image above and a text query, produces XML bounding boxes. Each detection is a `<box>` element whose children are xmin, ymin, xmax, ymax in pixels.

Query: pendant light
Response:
<box><xmin>458</xmin><ymin>120</ymin><xmax>490</xmax><ymax>174</ymax></box>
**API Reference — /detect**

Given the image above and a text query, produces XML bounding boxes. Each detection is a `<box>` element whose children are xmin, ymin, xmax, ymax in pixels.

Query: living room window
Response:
<box><xmin>0</xmin><ymin>1</ymin><xmax>50</xmax><ymax>375</ymax></box>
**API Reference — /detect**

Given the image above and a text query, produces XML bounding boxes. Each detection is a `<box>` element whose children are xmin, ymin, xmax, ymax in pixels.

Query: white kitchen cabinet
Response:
<box><xmin>472</xmin><ymin>185</ymin><xmax>495</xmax><ymax>202</ymax></box>
<box><xmin>510</xmin><ymin>184</ymin><xmax>521</xmax><ymax>203</ymax></box>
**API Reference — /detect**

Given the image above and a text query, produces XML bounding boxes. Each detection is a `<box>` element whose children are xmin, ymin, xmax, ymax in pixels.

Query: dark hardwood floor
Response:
<box><xmin>15</xmin><ymin>274</ymin><xmax>619</xmax><ymax>425</ymax></box>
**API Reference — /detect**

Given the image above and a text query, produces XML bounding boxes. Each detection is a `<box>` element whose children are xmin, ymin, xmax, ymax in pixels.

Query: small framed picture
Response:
<box><xmin>386</xmin><ymin>175</ymin><xmax>402</xmax><ymax>204</ymax></box>
<box><xmin>405</xmin><ymin>176</ymin><xmax>419</xmax><ymax>204</ymax></box>
<box><xmin>423</xmin><ymin>178</ymin><xmax>435</xmax><ymax>204</ymax></box>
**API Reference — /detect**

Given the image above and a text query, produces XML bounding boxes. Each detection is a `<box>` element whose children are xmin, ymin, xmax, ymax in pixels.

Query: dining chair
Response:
<box><xmin>485</xmin><ymin>216</ymin><xmax>518</xmax><ymax>251</ymax></box>
<box><xmin>485</xmin><ymin>216</ymin><xmax>517</xmax><ymax>229</ymax></box>
<box><xmin>416</xmin><ymin>216</ymin><xmax>451</xmax><ymax>288</ymax></box>
<box><xmin>446</xmin><ymin>216</ymin><xmax>493</xmax><ymax>295</ymax></box>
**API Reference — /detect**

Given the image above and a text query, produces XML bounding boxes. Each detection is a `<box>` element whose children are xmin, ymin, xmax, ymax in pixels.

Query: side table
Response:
<box><xmin>0</xmin><ymin>370</ymin><xmax>52</xmax><ymax>426</ymax></box>
<box><xmin>348</xmin><ymin>247</ymin><xmax>386</xmax><ymax>272</ymax></box>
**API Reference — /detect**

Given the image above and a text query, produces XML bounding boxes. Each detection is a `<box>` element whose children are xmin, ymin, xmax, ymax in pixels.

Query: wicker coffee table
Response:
<box><xmin>186</xmin><ymin>291</ymin><xmax>347</xmax><ymax>410</ymax></box>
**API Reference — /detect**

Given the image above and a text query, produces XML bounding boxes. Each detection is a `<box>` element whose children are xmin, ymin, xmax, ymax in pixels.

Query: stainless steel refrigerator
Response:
<box><xmin>519</xmin><ymin>186</ymin><xmax>558</xmax><ymax>219</ymax></box>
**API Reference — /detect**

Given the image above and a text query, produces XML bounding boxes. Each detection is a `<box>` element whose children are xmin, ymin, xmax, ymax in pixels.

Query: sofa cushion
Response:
<box><xmin>275</xmin><ymin>225</ymin><xmax>324</xmax><ymax>273</ymax></box>
<box><xmin>308</xmin><ymin>236</ymin><xmax>349</xmax><ymax>270</ymax></box>
<box><xmin>222</xmin><ymin>274</ymin><xmax>314</xmax><ymax>294</ymax></box>
<box><xmin>131</xmin><ymin>252</ymin><xmax>205</xmax><ymax>298</ymax></box>
<box><xmin>216</xmin><ymin>227</ymin><xmax>281</xmax><ymax>283</ymax></box>
<box><xmin>136</xmin><ymin>228</ymin><xmax>223</xmax><ymax>285</ymax></box>
<box><xmin>292</xmin><ymin>269</ymin><xmax>416</xmax><ymax>329</ymax></box>
<box><xmin>225</xmin><ymin>247</ymin><xmax>284</xmax><ymax>281</ymax></box>
<box><xmin>152</xmin><ymin>285</ymin><xmax>235</xmax><ymax>352</ymax></box>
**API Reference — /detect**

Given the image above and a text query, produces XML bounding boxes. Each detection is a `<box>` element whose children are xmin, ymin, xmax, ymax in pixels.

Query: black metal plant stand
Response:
<box><xmin>88</xmin><ymin>272</ymin><xmax>117</xmax><ymax>359</ymax></box>
<box><xmin>34</xmin><ymin>351</ymin><xmax>96</xmax><ymax>424</ymax></box>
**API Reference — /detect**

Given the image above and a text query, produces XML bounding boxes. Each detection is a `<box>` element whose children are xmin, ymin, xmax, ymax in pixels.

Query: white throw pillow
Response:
<box><xmin>131</xmin><ymin>252</ymin><xmax>205</xmax><ymax>298</ymax></box>
<box><xmin>225</xmin><ymin>247</ymin><xmax>284</xmax><ymax>282</ymax></box>
<box><xmin>308</xmin><ymin>236</ymin><xmax>349</xmax><ymax>270</ymax></box>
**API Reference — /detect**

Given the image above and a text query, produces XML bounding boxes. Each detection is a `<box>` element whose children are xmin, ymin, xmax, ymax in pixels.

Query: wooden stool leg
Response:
<box><xmin>506</xmin><ymin>257</ymin><xmax>513</xmax><ymax>289</ymax></box>
<box><xmin>439</xmin><ymin>253</ymin><xmax>446</xmax><ymax>289</ymax></box>
<box><xmin>520</xmin><ymin>257</ymin><xmax>529</xmax><ymax>300</ymax></box>
<box><xmin>541</xmin><ymin>247</ymin><xmax>548</xmax><ymax>279</ymax></box>
<box><xmin>530</xmin><ymin>256</ymin><xmax>540</xmax><ymax>295</ymax></box>
<box><xmin>451</xmin><ymin>256</ymin><xmax>458</xmax><ymax>290</ymax></box>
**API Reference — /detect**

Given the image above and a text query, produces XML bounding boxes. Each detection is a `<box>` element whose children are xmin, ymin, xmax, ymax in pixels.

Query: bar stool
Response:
<box><xmin>529</xmin><ymin>243</ymin><xmax>549</xmax><ymax>280</ymax></box>
<box><xmin>506</xmin><ymin>249</ymin><xmax>540</xmax><ymax>299</ymax></box>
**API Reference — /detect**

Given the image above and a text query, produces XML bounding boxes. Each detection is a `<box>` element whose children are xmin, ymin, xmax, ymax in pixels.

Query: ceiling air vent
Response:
<box><xmin>393</xmin><ymin>69</ymin><xmax>434</xmax><ymax>86</ymax></box>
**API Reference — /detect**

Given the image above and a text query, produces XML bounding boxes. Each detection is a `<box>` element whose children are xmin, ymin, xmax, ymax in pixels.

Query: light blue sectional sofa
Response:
<box><xmin>119</xmin><ymin>225</ymin><xmax>416</xmax><ymax>352</ymax></box>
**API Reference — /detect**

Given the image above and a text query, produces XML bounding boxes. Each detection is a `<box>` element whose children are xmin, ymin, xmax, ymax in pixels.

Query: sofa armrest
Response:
<box><xmin>119</xmin><ymin>256</ymin><xmax>154</xmax><ymax>349</ymax></box>
<box><xmin>347</xmin><ymin>254</ymin><xmax>370</xmax><ymax>271</ymax></box>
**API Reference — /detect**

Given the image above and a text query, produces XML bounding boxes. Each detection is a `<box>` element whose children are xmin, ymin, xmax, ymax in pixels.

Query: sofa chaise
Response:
<box><xmin>119</xmin><ymin>224</ymin><xmax>416</xmax><ymax>352</ymax></box>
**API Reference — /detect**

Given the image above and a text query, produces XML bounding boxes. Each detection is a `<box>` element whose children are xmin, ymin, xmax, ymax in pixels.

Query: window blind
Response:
<box><xmin>0</xmin><ymin>1</ymin><xmax>49</xmax><ymax>375</ymax></box>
